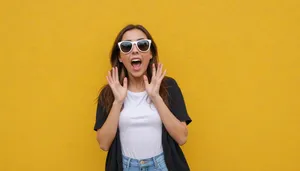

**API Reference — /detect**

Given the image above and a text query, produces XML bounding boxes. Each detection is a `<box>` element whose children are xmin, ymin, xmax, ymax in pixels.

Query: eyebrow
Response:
<box><xmin>123</xmin><ymin>38</ymin><xmax>145</xmax><ymax>41</ymax></box>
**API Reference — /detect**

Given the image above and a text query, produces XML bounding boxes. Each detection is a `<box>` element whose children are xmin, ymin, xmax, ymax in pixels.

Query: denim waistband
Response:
<box><xmin>122</xmin><ymin>153</ymin><xmax>165</xmax><ymax>168</ymax></box>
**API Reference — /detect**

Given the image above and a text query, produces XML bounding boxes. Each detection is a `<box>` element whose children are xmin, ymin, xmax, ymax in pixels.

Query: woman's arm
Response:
<box><xmin>96</xmin><ymin>67</ymin><xmax>127</xmax><ymax>151</ymax></box>
<box><xmin>96</xmin><ymin>101</ymin><xmax>122</xmax><ymax>151</ymax></box>
<box><xmin>144</xmin><ymin>63</ymin><xmax>189</xmax><ymax>145</ymax></box>
<box><xmin>152</xmin><ymin>96</ymin><xmax>188</xmax><ymax>146</ymax></box>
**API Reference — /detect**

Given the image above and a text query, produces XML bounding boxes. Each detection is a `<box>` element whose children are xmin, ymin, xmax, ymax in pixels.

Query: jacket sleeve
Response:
<box><xmin>167</xmin><ymin>77</ymin><xmax>192</xmax><ymax>125</ymax></box>
<box><xmin>93</xmin><ymin>101</ymin><xmax>108</xmax><ymax>131</ymax></box>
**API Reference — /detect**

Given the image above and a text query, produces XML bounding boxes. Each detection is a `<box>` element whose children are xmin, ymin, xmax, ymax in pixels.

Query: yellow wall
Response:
<box><xmin>1</xmin><ymin>0</ymin><xmax>299</xmax><ymax>170</ymax></box>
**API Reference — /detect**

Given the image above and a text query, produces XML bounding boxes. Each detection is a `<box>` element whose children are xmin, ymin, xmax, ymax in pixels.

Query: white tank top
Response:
<box><xmin>118</xmin><ymin>90</ymin><xmax>163</xmax><ymax>159</ymax></box>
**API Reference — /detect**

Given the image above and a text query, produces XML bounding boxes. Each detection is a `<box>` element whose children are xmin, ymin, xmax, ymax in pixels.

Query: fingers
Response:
<box><xmin>157</xmin><ymin>63</ymin><xmax>162</xmax><ymax>76</ymax></box>
<box><xmin>123</xmin><ymin>77</ymin><xmax>127</xmax><ymax>89</ymax></box>
<box><xmin>153</xmin><ymin>63</ymin><xmax>165</xmax><ymax>81</ymax></box>
<box><xmin>112</xmin><ymin>67</ymin><xmax>117</xmax><ymax>82</ymax></box>
<box><xmin>106</xmin><ymin>76</ymin><xmax>110</xmax><ymax>85</ymax></box>
<box><xmin>111</xmin><ymin>67</ymin><xmax>115</xmax><ymax>82</ymax></box>
<box><xmin>143</xmin><ymin>75</ymin><xmax>149</xmax><ymax>85</ymax></box>
<box><xmin>152</xmin><ymin>63</ymin><xmax>156</xmax><ymax>78</ymax></box>
<box><xmin>108</xmin><ymin>64</ymin><xmax>165</xmax><ymax>87</ymax></box>
<box><xmin>115</xmin><ymin>67</ymin><xmax>119</xmax><ymax>82</ymax></box>
<box><xmin>107</xmin><ymin>70</ymin><xmax>113</xmax><ymax>85</ymax></box>
<box><xmin>107</xmin><ymin>67</ymin><xmax>119</xmax><ymax>85</ymax></box>
<box><xmin>159</xmin><ymin>69</ymin><xmax>167</xmax><ymax>81</ymax></box>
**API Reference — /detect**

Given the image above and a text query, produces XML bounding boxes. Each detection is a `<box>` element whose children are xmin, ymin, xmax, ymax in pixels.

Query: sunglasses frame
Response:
<box><xmin>118</xmin><ymin>39</ymin><xmax>152</xmax><ymax>54</ymax></box>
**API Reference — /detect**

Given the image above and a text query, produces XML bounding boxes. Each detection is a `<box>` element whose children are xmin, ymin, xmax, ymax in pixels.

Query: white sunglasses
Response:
<box><xmin>118</xmin><ymin>39</ymin><xmax>152</xmax><ymax>54</ymax></box>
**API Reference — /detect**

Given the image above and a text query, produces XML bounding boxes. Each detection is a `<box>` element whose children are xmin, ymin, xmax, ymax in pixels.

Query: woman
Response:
<box><xmin>94</xmin><ymin>24</ymin><xmax>192</xmax><ymax>171</ymax></box>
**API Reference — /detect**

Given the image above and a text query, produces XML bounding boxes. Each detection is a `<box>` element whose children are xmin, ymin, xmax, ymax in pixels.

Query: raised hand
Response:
<box><xmin>106</xmin><ymin>67</ymin><xmax>128</xmax><ymax>104</ymax></box>
<box><xmin>143</xmin><ymin>63</ymin><xmax>166</xmax><ymax>100</ymax></box>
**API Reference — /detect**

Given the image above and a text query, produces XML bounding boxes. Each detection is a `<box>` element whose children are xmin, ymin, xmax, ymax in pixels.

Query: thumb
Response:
<box><xmin>143</xmin><ymin>75</ymin><xmax>149</xmax><ymax>86</ymax></box>
<box><xmin>123</xmin><ymin>77</ymin><xmax>127</xmax><ymax>89</ymax></box>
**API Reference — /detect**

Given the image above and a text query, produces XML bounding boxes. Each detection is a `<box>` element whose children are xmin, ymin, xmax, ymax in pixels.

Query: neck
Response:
<box><xmin>128</xmin><ymin>74</ymin><xmax>145</xmax><ymax>92</ymax></box>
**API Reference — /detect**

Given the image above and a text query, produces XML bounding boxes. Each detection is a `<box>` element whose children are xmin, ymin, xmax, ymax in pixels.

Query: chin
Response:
<box><xmin>129</xmin><ymin>69</ymin><xmax>146</xmax><ymax>78</ymax></box>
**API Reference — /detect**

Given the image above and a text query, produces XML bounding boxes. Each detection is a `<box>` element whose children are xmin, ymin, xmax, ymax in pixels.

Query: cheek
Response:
<box><xmin>119</xmin><ymin>54</ymin><xmax>129</xmax><ymax>64</ymax></box>
<box><xmin>142</xmin><ymin>53</ymin><xmax>152</xmax><ymax>65</ymax></box>
<box><xmin>119</xmin><ymin>55</ymin><xmax>133</xmax><ymax>71</ymax></box>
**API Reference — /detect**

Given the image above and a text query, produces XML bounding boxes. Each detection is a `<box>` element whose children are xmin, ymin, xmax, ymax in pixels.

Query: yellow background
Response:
<box><xmin>1</xmin><ymin>0</ymin><xmax>299</xmax><ymax>170</ymax></box>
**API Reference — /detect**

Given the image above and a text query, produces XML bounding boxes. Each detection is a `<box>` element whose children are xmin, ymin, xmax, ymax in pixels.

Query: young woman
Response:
<box><xmin>94</xmin><ymin>24</ymin><xmax>192</xmax><ymax>171</ymax></box>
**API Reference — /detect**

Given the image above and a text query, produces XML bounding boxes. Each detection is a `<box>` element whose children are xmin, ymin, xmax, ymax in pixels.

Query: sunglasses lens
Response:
<box><xmin>120</xmin><ymin>42</ymin><xmax>132</xmax><ymax>53</ymax></box>
<box><xmin>137</xmin><ymin>40</ymin><xmax>150</xmax><ymax>52</ymax></box>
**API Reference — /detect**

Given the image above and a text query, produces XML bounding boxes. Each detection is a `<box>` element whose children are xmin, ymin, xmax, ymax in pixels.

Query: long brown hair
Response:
<box><xmin>98</xmin><ymin>24</ymin><xmax>169</xmax><ymax>113</ymax></box>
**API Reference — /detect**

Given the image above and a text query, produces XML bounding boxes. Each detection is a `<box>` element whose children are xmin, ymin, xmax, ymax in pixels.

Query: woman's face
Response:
<box><xmin>118</xmin><ymin>29</ymin><xmax>152</xmax><ymax>79</ymax></box>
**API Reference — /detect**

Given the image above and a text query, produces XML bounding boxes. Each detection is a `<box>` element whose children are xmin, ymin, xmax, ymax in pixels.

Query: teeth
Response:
<box><xmin>131</xmin><ymin>59</ymin><xmax>141</xmax><ymax>62</ymax></box>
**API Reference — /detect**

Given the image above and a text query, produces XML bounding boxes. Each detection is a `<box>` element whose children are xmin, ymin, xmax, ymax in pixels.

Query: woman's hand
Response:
<box><xmin>143</xmin><ymin>63</ymin><xmax>166</xmax><ymax>100</ymax></box>
<box><xmin>106</xmin><ymin>67</ymin><xmax>127</xmax><ymax>104</ymax></box>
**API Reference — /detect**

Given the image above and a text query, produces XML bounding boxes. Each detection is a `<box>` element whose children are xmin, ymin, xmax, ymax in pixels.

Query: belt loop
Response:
<box><xmin>126</xmin><ymin>157</ymin><xmax>131</xmax><ymax>168</ymax></box>
<box><xmin>153</xmin><ymin>155</ymin><xmax>158</xmax><ymax>168</ymax></box>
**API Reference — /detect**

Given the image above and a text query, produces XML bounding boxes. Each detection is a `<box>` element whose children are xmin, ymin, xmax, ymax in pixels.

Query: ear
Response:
<box><xmin>119</xmin><ymin>57</ymin><xmax>122</xmax><ymax>63</ymax></box>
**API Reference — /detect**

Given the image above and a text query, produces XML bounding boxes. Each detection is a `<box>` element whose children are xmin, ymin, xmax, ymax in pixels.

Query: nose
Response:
<box><xmin>131</xmin><ymin>44</ymin><xmax>139</xmax><ymax>54</ymax></box>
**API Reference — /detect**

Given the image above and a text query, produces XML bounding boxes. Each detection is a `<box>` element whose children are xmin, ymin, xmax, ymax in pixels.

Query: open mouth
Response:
<box><xmin>131</xmin><ymin>59</ymin><xmax>142</xmax><ymax>71</ymax></box>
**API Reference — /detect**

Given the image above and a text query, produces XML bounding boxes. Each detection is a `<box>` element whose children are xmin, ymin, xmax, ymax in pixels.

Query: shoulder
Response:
<box><xmin>163</xmin><ymin>76</ymin><xmax>182</xmax><ymax>95</ymax></box>
<box><xmin>163</xmin><ymin>76</ymin><xmax>179</xmax><ymax>89</ymax></box>
<box><xmin>163</xmin><ymin>76</ymin><xmax>186</xmax><ymax>105</ymax></box>
<box><xmin>163</xmin><ymin>76</ymin><xmax>192</xmax><ymax>125</ymax></box>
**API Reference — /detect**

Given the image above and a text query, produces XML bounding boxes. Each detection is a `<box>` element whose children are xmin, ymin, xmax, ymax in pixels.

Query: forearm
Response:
<box><xmin>152</xmin><ymin>96</ymin><xmax>188</xmax><ymax>145</ymax></box>
<box><xmin>96</xmin><ymin>101</ymin><xmax>122</xmax><ymax>151</ymax></box>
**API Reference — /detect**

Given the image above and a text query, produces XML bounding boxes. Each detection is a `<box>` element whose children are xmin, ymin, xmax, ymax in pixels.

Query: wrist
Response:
<box><xmin>113</xmin><ymin>100</ymin><xmax>123</xmax><ymax>107</ymax></box>
<box><xmin>150</xmin><ymin>95</ymin><xmax>162</xmax><ymax>104</ymax></box>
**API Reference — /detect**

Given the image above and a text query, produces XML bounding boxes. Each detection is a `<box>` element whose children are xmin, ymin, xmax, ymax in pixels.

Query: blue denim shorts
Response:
<box><xmin>122</xmin><ymin>153</ymin><xmax>168</xmax><ymax>171</ymax></box>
